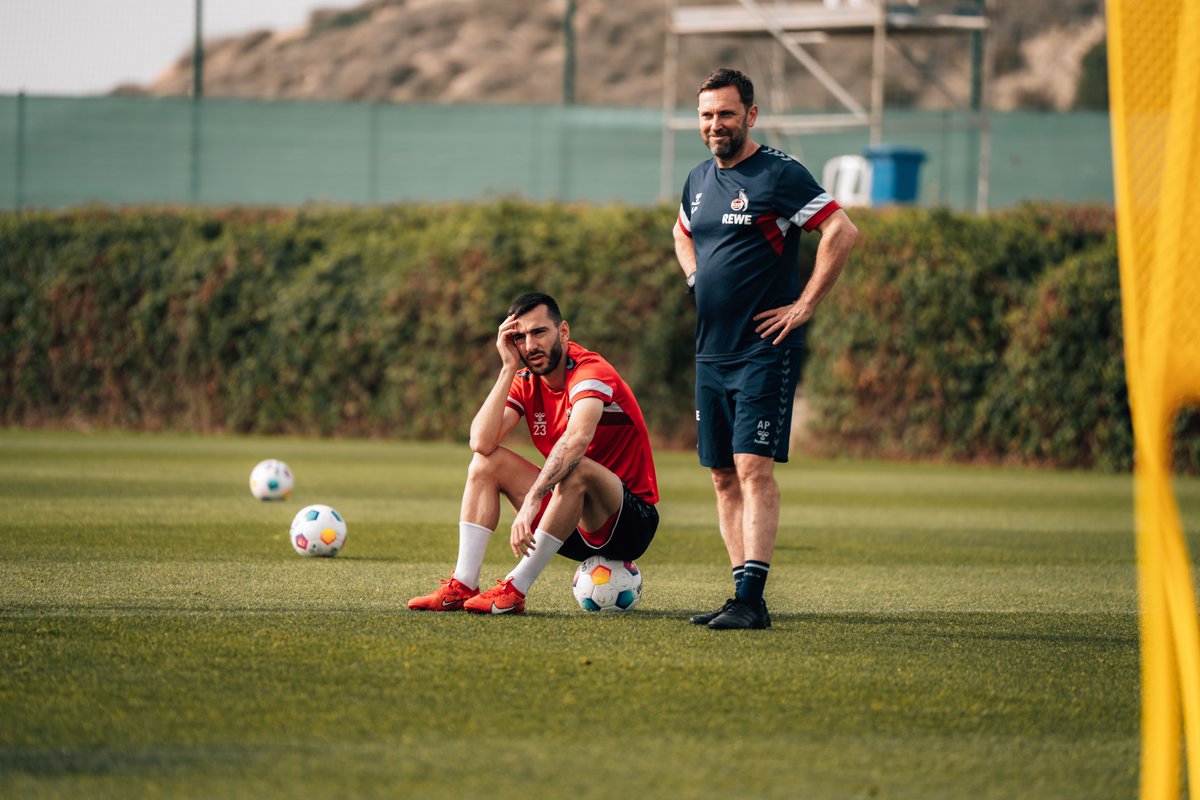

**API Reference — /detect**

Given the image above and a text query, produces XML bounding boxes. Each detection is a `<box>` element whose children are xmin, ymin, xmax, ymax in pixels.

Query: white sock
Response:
<box><xmin>506</xmin><ymin>529</ymin><xmax>564</xmax><ymax>595</ymax></box>
<box><xmin>454</xmin><ymin>522</ymin><xmax>492</xmax><ymax>590</ymax></box>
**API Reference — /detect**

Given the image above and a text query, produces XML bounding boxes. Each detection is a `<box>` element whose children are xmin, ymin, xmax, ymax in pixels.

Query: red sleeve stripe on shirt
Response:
<box><xmin>506</xmin><ymin>397</ymin><xmax>525</xmax><ymax>415</ymax></box>
<box><xmin>792</xmin><ymin>194</ymin><xmax>840</xmax><ymax>232</ymax></box>
<box><xmin>677</xmin><ymin>204</ymin><xmax>693</xmax><ymax>238</ymax></box>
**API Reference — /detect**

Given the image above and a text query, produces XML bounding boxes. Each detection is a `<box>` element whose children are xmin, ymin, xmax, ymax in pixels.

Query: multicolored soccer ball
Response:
<box><xmin>289</xmin><ymin>504</ymin><xmax>347</xmax><ymax>557</ymax></box>
<box><xmin>249</xmin><ymin>459</ymin><xmax>293</xmax><ymax>501</ymax></box>
<box><xmin>572</xmin><ymin>557</ymin><xmax>641</xmax><ymax>612</ymax></box>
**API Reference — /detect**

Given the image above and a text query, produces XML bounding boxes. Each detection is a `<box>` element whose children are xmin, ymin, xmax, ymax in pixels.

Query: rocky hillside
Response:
<box><xmin>125</xmin><ymin>0</ymin><xmax>1106</xmax><ymax>112</ymax></box>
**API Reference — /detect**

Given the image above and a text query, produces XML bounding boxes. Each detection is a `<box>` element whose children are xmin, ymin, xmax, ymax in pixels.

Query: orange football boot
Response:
<box><xmin>462</xmin><ymin>578</ymin><xmax>526</xmax><ymax>615</ymax></box>
<box><xmin>407</xmin><ymin>575</ymin><xmax>478</xmax><ymax>611</ymax></box>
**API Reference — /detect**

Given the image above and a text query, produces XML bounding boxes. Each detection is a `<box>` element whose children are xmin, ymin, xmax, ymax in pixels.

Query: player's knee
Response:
<box><xmin>466</xmin><ymin>449</ymin><xmax>504</xmax><ymax>483</ymax></box>
<box><xmin>555</xmin><ymin>465</ymin><xmax>589</xmax><ymax>499</ymax></box>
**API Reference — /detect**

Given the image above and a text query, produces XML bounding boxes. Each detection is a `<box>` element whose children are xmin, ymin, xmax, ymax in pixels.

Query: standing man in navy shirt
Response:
<box><xmin>673</xmin><ymin>67</ymin><xmax>858</xmax><ymax>630</ymax></box>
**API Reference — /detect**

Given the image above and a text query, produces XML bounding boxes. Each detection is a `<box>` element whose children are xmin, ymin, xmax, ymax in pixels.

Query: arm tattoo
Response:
<box><xmin>533</xmin><ymin>438</ymin><xmax>582</xmax><ymax>500</ymax></box>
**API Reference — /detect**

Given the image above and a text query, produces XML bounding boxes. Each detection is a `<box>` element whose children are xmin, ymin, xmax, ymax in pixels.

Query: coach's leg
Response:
<box><xmin>695</xmin><ymin>359</ymin><xmax>744</xmax><ymax>604</ymax></box>
<box><xmin>705</xmin><ymin>452</ymin><xmax>777</xmax><ymax>629</ymax></box>
<box><xmin>711</xmin><ymin>466</ymin><xmax>746</xmax><ymax>570</ymax></box>
<box><xmin>734</xmin><ymin>453</ymin><xmax>779</xmax><ymax>566</ymax></box>
<box><xmin>685</xmin><ymin>466</ymin><xmax>747</xmax><ymax>624</ymax></box>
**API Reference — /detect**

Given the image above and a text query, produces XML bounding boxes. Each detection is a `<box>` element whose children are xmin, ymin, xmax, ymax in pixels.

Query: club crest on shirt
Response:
<box><xmin>722</xmin><ymin>188</ymin><xmax>753</xmax><ymax>224</ymax></box>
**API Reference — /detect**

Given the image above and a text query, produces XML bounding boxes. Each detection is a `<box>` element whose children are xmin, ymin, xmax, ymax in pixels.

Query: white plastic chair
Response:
<box><xmin>822</xmin><ymin>155</ymin><xmax>873</xmax><ymax>208</ymax></box>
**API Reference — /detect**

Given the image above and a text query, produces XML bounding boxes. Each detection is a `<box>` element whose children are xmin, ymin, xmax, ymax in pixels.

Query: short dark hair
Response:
<box><xmin>508</xmin><ymin>292</ymin><xmax>563</xmax><ymax>325</ymax></box>
<box><xmin>698</xmin><ymin>68</ymin><xmax>755</xmax><ymax>109</ymax></box>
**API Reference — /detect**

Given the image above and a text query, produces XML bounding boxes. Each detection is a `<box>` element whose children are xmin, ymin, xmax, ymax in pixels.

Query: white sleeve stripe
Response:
<box><xmin>570</xmin><ymin>379</ymin><xmax>614</xmax><ymax>400</ymax></box>
<box><xmin>789</xmin><ymin>192</ymin><xmax>835</xmax><ymax>227</ymax></box>
<box><xmin>603</xmin><ymin>402</ymin><xmax>625</xmax><ymax>413</ymax></box>
<box><xmin>507</xmin><ymin>397</ymin><xmax>525</xmax><ymax>414</ymax></box>
<box><xmin>678</xmin><ymin>203</ymin><xmax>691</xmax><ymax>232</ymax></box>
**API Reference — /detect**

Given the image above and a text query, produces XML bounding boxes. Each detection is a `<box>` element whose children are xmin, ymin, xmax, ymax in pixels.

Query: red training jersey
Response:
<box><xmin>505</xmin><ymin>342</ymin><xmax>659</xmax><ymax>506</ymax></box>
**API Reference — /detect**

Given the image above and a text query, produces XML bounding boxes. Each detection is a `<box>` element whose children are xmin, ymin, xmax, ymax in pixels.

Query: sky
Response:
<box><xmin>0</xmin><ymin>0</ymin><xmax>362</xmax><ymax>95</ymax></box>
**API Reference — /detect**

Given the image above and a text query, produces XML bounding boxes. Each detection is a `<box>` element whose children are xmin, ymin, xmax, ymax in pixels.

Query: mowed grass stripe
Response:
<box><xmin>1</xmin><ymin>561</ymin><xmax>1134</xmax><ymax>615</ymax></box>
<box><xmin>1</xmin><ymin>430</ymin><xmax>1195</xmax><ymax>799</ymax></box>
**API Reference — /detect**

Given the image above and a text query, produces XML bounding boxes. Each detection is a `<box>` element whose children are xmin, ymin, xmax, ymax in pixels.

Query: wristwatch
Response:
<box><xmin>685</xmin><ymin>271</ymin><xmax>696</xmax><ymax>294</ymax></box>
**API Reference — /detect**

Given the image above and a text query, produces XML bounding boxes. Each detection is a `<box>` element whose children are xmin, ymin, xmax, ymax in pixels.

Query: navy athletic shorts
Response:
<box><xmin>554</xmin><ymin>483</ymin><xmax>659</xmax><ymax>562</ymax></box>
<box><xmin>695</xmin><ymin>346</ymin><xmax>805</xmax><ymax>469</ymax></box>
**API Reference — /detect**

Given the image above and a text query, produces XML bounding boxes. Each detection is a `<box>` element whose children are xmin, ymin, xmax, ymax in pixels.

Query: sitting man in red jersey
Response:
<box><xmin>408</xmin><ymin>292</ymin><xmax>660</xmax><ymax>614</ymax></box>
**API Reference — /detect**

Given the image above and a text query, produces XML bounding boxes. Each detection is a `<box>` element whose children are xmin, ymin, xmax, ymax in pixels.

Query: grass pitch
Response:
<box><xmin>1</xmin><ymin>430</ymin><xmax>1196</xmax><ymax>799</ymax></box>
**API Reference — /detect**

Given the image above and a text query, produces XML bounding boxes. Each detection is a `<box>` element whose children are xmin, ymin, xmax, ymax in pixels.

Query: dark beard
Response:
<box><xmin>525</xmin><ymin>340</ymin><xmax>564</xmax><ymax>375</ymax></box>
<box><xmin>707</xmin><ymin>126</ymin><xmax>746</xmax><ymax>159</ymax></box>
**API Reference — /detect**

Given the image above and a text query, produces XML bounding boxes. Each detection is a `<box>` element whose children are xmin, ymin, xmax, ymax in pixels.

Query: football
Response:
<box><xmin>249</xmin><ymin>459</ymin><xmax>293</xmax><ymax>501</ymax></box>
<box><xmin>289</xmin><ymin>504</ymin><xmax>347</xmax><ymax>557</ymax></box>
<box><xmin>572</xmin><ymin>557</ymin><xmax>642</xmax><ymax>612</ymax></box>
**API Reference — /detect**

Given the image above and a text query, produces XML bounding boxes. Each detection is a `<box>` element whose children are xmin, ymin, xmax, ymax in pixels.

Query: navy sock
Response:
<box><xmin>731</xmin><ymin>565</ymin><xmax>745</xmax><ymax>595</ymax></box>
<box><xmin>736</xmin><ymin>560</ymin><xmax>769</xmax><ymax>605</ymax></box>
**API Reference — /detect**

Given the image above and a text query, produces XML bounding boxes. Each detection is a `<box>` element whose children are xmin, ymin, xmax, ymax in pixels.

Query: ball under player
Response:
<box><xmin>408</xmin><ymin>292</ymin><xmax>660</xmax><ymax>614</ymax></box>
<box><xmin>673</xmin><ymin>68</ymin><xmax>858</xmax><ymax>629</ymax></box>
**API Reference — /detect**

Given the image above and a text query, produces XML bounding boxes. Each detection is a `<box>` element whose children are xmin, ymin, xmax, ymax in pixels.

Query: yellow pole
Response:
<box><xmin>1108</xmin><ymin>0</ymin><xmax>1200</xmax><ymax>796</ymax></box>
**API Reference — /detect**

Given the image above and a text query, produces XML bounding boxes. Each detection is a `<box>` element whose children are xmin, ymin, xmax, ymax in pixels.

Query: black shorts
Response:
<box><xmin>557</xmin><ymin>483</ymin><xmax>659</xmax><ymax>562</ymax></box>
<box><xmin>695</xmin><ymin>346</ymin><xmax>805</xmax><ymax>469</ymax></box>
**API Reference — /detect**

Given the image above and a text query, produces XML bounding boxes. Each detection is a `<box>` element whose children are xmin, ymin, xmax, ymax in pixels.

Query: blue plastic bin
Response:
<box><xmin>865</xmin><ymin>145</ymin><xmax>926</xmax><ymax>205</ymax></box>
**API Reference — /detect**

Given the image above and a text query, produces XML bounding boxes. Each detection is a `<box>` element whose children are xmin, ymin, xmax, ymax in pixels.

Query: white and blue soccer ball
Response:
<box><xmin>249</xmin><ymin>459</ymin><xmax>293</xmax><ymax>501</ymax></box>
<box><xmin>572</xmin><ymin>557</ymin><xmax>642</xmax><ymax>612</ymax></box>
<box><xmin>289</xmin><ymin>504</ymin><xmax>347</xmax><ymax>557</ymax></box>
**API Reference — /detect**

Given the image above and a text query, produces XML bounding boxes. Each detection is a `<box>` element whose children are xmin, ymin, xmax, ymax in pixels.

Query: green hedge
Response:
<box><xmin>0</xmin><ymin>204</ymin><xmax>696</xmax><ymax>443</ymax></box>
<box><xmin>2</xmin><ymin>202</ymin><xmax>1196</xmax><ymax>471</ymax></box>
<box><xmin>804</xmin><ymin>203</ymin><xmax>1197</xmax><ymax>472</ymax></box>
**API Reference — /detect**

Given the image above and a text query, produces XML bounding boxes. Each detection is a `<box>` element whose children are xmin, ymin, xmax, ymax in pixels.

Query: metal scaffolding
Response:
<box><xmin>661</xmin><ymin>0</ymin><xmax>993</xmax><ymax>211</ymax></box>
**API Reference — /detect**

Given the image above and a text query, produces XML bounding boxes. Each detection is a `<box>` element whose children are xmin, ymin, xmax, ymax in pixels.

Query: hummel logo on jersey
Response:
<box><xmin>691</xmin><ymin>192</ymin><xmax>703</xmax><ymax>213</ymax></box>
<box><xmin>760</xmin><ymin>145</ymin><xmax>794</xmax><ymax>163</ymax></box>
